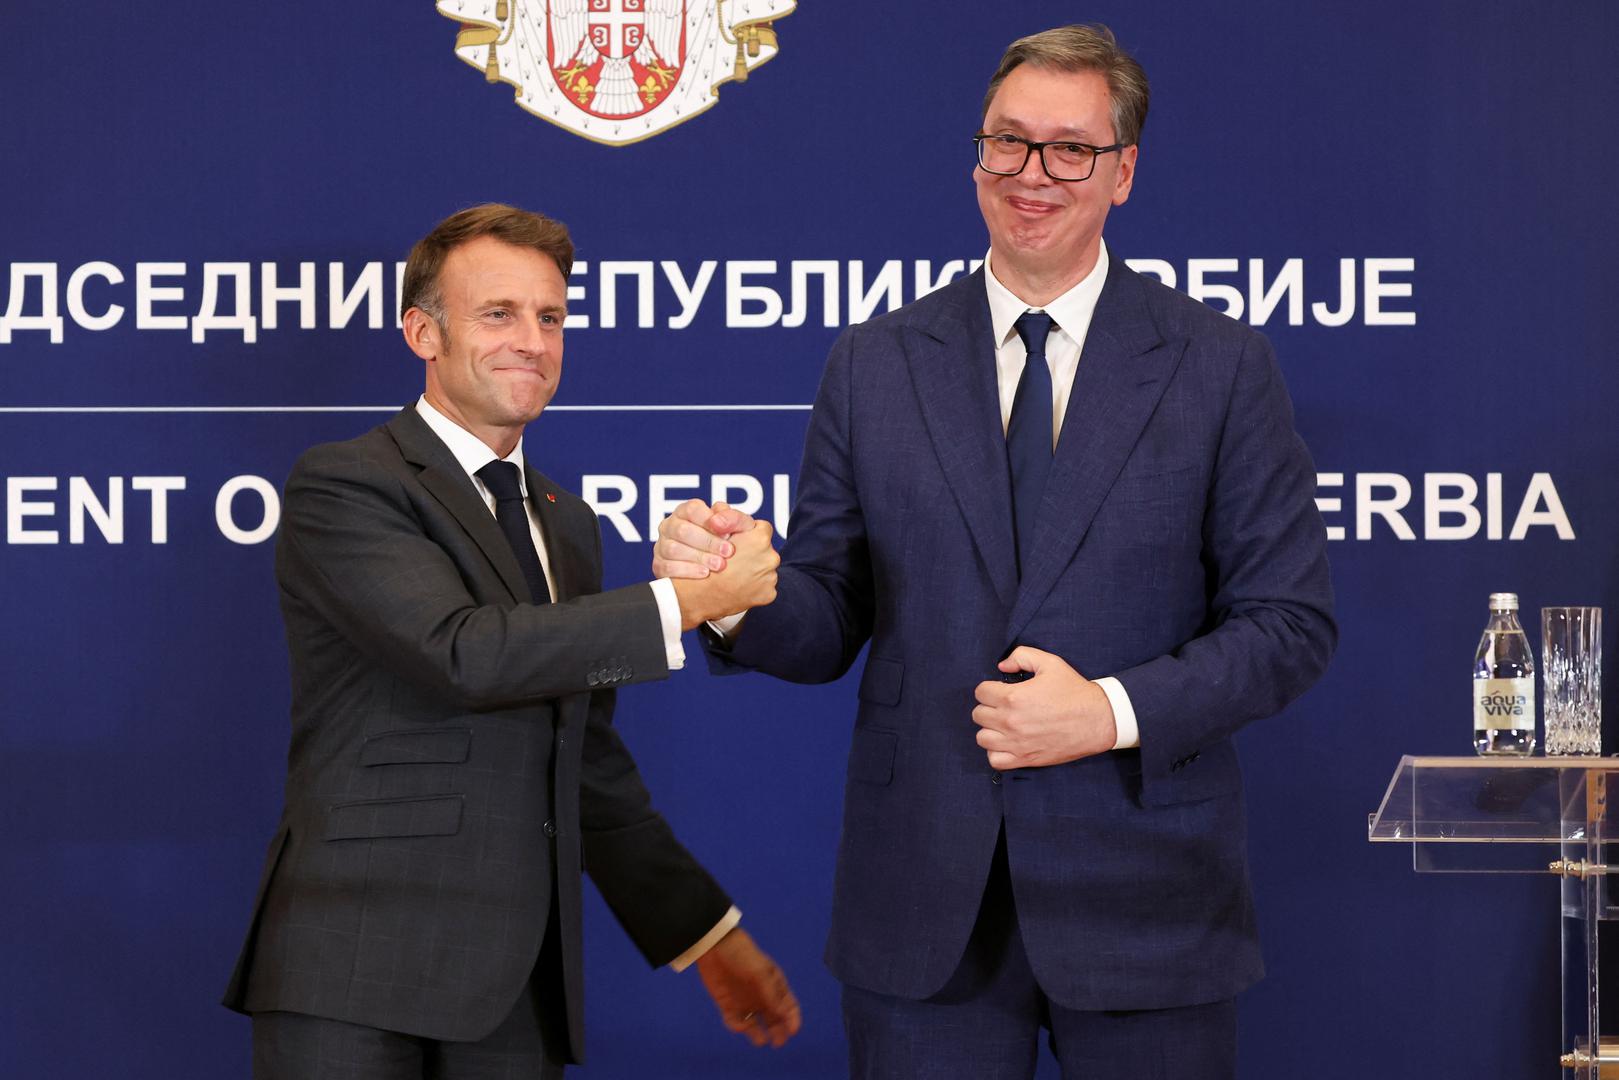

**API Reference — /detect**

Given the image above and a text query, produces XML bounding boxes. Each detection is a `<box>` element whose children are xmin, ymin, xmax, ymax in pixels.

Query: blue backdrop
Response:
<box><xmin>3</xmin><ymin>2</ymin><xmax>1617</xmax><ymax>1076</ymax></box>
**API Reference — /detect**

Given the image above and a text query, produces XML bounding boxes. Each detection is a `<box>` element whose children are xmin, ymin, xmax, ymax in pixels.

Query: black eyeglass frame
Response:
<box><xmin>972</xmin><ymin>133</ymin><xmax>1128</xmax><ymax>183</ymax></box>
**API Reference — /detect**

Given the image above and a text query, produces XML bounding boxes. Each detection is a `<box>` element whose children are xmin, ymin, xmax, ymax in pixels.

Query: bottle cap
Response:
<box><xmin>1489</xmin><ymin>592</ymin><xmax>1520</xmax><ymax>610</ymax></box>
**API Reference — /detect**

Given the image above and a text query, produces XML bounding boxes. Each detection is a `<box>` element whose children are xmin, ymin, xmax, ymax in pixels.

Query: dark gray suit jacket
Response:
<box><xmin>224</xmin><ymin>406</ymin><xmax>730</xmax><ymax>1056</ymax></box>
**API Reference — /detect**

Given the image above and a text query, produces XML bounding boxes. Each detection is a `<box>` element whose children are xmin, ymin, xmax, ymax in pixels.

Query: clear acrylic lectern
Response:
<box><xmin>1370</xmin><ymin>756</ymin><xmax>1619</xmax><ymax>1076</ymax></box>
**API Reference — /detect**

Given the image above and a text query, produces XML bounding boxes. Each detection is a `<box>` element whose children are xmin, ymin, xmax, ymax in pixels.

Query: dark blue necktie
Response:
<box><xmin>1006</xmin><ymin>312</ymin><xmax>1056</xmax><ymax>577</ymax></box>
<box><xmin>475</xmin><ymin>460</ymin><xmax>552</xmax><ymax>605</ymax></box>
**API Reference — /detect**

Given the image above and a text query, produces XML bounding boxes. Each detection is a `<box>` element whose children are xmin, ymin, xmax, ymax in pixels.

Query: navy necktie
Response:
<box><xmin>1006</xmin><ymin>312</ymin><xmax>1056</xmax><ymax>577</ymax></box>
<box><xmin>475</xmin><ymin>460</ymin><xmax>552</xmax><ymax>604</ymax></box>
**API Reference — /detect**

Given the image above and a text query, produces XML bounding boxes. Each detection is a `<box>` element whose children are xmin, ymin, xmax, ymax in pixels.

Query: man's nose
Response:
<box><xmin>1014</xmin><ymin>148</ymin><xmax>1053</xmax><ymax>186</ymax></box>
<box><xmin>512</xmin><ymin>314</ymin><xmax>546</xmax><ymax>354</ymax></box>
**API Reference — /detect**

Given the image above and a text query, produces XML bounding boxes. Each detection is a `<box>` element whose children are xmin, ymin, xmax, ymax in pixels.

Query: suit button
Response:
<box><xmin>543</xmin><ymin>820</ymin><xmax>557</xmax><ymax>838</ymax></box>
<box><xmin>587</xmin><ymin>671</ymin><xmax>600</xmax><ymax>687</ymax></box>
<box><xmin>990</xmin><ymin>772</ymin><xmax>1002</xmax><ymax>785</ymax></box>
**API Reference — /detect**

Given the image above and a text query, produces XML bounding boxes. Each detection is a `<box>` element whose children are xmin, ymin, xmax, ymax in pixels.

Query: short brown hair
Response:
<box><xmin>400</xmin><ymin>203</ymin><xmax>575</xmax><ymax>326</ymax></box>
<box><xmin>982</xmin><ymin>24</ymin><xmax>1150</xmax><ymax>148</ymax></box>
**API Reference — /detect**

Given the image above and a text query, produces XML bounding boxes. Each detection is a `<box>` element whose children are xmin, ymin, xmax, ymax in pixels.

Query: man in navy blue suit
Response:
<box><xmin>656</xmin><ymin>24</ymin><xmax>1334</xmax><ymax>1080</ymax></box>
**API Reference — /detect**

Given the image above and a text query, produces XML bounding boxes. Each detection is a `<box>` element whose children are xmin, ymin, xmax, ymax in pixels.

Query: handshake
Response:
<box><xmin>659</xmin><ymin>500</ymin><xmax>780</xmax><ymax>631</ymax></box>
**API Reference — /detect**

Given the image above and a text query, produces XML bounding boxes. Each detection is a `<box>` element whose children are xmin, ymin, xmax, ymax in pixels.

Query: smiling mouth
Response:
<box><xmin>1007</xmin><ymin>196</ymin><xmax>1060</xmax><ymax>214</ymax></box>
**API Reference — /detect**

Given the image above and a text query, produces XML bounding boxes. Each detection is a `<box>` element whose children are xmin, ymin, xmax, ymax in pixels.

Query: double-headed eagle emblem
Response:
<box><xmin>438</xmin><ymin>0</ymin><xmax>796</xmax><ymax>146</ymax></box>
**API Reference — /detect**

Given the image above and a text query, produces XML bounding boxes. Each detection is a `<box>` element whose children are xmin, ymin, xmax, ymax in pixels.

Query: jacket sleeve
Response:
<box><xmin>1111</xmin><ymin>329</ymin><xmax>1336</xmax><ymax>789</ymax></box>
<box><xmin>713</xmin><ymin>324</ymin><xmax>877</xmax><ymax>683</ymax></box>
<box><xmin>276</xmin><ymin>446</ymin><xmax>670</xmax><ymax>709</ymax></box>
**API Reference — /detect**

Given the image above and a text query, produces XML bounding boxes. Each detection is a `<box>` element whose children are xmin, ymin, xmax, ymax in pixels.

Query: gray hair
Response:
<box><xmin>982</xmin><ymin>24</ymin><xmax>1150</xmax><ymax>147</ymax></box>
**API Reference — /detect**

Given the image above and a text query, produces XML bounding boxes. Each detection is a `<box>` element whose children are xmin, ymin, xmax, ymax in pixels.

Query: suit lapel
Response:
<box><xmin>904</xmin><ymin>272</ymin><xmax>1020</xmax><ymax>611</ymax></box>
<box><xmin>385</xmin><ymin>407</ymin><xmax>532</xmax><ymax>604</ymax></box>
<box><xmin>1005</xmin><ymin>263</ymin><xmax>1185</xmax><ymax>645</ymax></box>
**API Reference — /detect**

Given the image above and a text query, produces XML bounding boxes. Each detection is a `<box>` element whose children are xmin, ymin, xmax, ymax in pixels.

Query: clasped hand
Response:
<box><xmin>663</xmin><ymin>500</ymin><xmax>778</xmax><ymax>629</ymax></box>
<box><xmin>658</xmin><ymin>500</ymin><xmax>776</xmax><ymax>629</ymax></box>
<box><xmin>972</xmin><ymin>646</ymin><xmax>1117</xmax><ymax>770</ymax></box>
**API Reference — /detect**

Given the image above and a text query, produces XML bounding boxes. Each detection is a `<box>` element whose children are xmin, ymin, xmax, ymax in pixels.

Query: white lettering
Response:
<box><xmin>260</xmin><ymin>261</ymin><xmax>317</xmax><ymax>331</ymax></box>
<box><xmin>1509</xmin><ymin>473</ymin><xmax>1574</xmax><ymax>540</ymax></box>
<box><xmin>7</xmin><ymin>477</ymin><xmax>58</xmax><ymax>543</ymax></box>
<box><xmin>215</xmin><ymin>475</ymin><xmax>280</xmax><ymax>544</ymax></box>
<box><xmin>582</xmin><ymin>474</ymin><xmax>639</xmax><ymax>541</ymax></box>
<box><xmin>1186</xmin><ymin>259</ymin><xmax>1243</xmax><ymax>319</ymax></box>
<box><xmin>782</xmin><ymin>260</ymin><xmax>839</xmax><ymax>328</ymax></box>
<box><xmin>848</xmin><ymin>260</ymin><xmax>903</xmax><ymax>325</ymax></box>
<box><xmin>69</xmin><ymin>476</ymin><xmax>124</xmax><ymax>544</ymax></box>
<box><xmin>648</xmin><ymin>474</ymin><xmax>702</xmax><ymax>543</ymax></box>
<box><xmin>1248</xmin><ymin>259</ymin><xmax>1304</xmax><ymax>327</ymax></box>
<box><xmin>1424</xmin><ymin>473</ymin><xmax>1480</xmax><ymax>540</ymax></box>
<box><xmin>710</xmin><ymin>474</ymin><xmax>764</xmax><ymax>518</ymax></box>
<box><xmin>135</xmin><ymin>262</ymin><xmax>189</xmax><ymax>331</ymax></box>
<box><xmin>131</xmin><ymin>476</ymin><xmax>186</xmax><ymax>544</ymax></box>
<box><xmin>192</xmin><ymin>263</ymin><xmax>258</xmax><ymax>343</ymax></box>
<box><xmin>0</xmin><ymin>263</ymin><xmax>64</xmax><ymax>344</ymax></box>
<box><xmin>599</xmin><ymin>260</ymin><xmax>655</xmax><ymax>329</ymax></box>
<box><xmin>1310</xmin><ymin>258</ymin><xmax>1356</xmax><ymax>327</ymax></box>
<box><xmin>662</xmin><ymin>260</ymin><xmax>716</xmax><ymax>330</ymax></box>
<box><xmin>1124</xmin><ymin>258</ymin><xmax>1176</xmax><ymax>288</ymax></box>
<box><xmin>329</xmin><ymin>261</ymin><xmax>386</xmax><ymax>330</ymax></box>
<box><xmin>1356</xmin><ymin>473</ymin><xmax>1416</xmax><ymax>540</ymax></box>
<box><xmin>914</xmin><ymin>259</ymin><xmax>967</xmax><ymax>299</ymax></box>
<box><xmin>726</xmin><ymin>261</ymin><xmax>783</xmax><ymax>328</ymax></box>
<box><xmin>565</xmin><ymin>260</ymin><xmax>590</xmax><ymax>330</ymax></box>
<box><xmin>65</xmin><ymin>262</ymin><xmax>126</xmax><ymax>332</ymax></box>
<box><xmin>1364</xmin><ymin>258</ymin><xmax>1416</xmax><ymax>326</ymax></box>
<box><xmin>1314</xmin><ymin>472</ymin><xmax>1345</xmax><ymax>542</ymax></box>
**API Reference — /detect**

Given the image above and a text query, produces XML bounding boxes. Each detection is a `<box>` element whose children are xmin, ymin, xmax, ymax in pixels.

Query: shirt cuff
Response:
<box><xmin>668</xmin><ymin>905</ymin><xmax>743</xmax><ymax>972</ymax></box>
<box><xmin>648</xmin><ymin>577</ymin><xmax>686</xmax><ymax>671</ymax></box>
<box><xmin>1096</xmin><ymin>676</ymin><xmax>1139</xmax><ymax>749</ymax></box>
<box><xmin>707</xmin><ymin>611</ymin><xmax>747</xmax><ymax>639</ymax></box>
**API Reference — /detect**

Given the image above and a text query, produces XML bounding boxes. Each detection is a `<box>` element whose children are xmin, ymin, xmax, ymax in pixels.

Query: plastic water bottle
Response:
<box><xmin>1474</xmin><ymin>592</ymin><xmax>1536</xmax><ymax>755</ymax></box>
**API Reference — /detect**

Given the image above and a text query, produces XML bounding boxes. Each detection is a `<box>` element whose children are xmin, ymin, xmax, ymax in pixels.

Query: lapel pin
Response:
<box><xmin>545</xmin><ymin>493</ymin><xmax>556</xmax><ymax>503</ymax></box>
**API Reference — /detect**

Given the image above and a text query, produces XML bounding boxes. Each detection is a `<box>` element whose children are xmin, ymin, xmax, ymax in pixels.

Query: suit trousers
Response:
<box><xmin>841</xmin><ymin>828</ymin><xmax>1237</xmax><ymax>1080</ymax></box>
<box><xmin>252</xmin><ymin>900</ymin><xmax>569</xmax><ymax>1080</ymax></box>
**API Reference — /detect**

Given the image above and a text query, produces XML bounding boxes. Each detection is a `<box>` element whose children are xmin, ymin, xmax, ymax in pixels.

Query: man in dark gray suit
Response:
<box><xmin>224</xmin><ymin>203</ymin><xmax>798</xmax><ymax>1078</ymax></box>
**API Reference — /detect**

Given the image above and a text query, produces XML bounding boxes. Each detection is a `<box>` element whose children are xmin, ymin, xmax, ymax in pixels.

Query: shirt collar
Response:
<box><xmin>984</xmin><ymin>239</ymin><xmax>1110</xmax><ymax>347</ymax></box>
<box><xmin>415</xmin><ymin>395</ymin><xmax>527</xmax><ymax>494</ymax></box>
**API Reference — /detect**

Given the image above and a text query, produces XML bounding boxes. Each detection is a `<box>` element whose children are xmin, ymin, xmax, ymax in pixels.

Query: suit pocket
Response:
<box><xmin>858</xmin><ymin>657</ymin><xmax>904</xmax><ymax>707</ymax></box>
<box><xmin>359</xmin><ymin>728</ymin><xmax>472</xmax><ymax>766</ymax></box>
<box><xmin>324</xmin><ymin>794</ymin><xmax>464</xmax><ymax>840</ymax></box>
<box><xmin>847</xmin><ymin>728</ymin><xmax>898</xmax><ymax>786</ymax></box>
<box><xmin>1136</xmin><ymin>742</ymin><xmax>1242</xmax><ymax>807</ymax></box>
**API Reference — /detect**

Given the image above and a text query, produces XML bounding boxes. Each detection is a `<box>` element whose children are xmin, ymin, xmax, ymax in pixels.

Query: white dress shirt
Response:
<box><xmin>415</xmin><ymin>397</ymin><xmax>740</xmax><ymax>968</ymax></box>
<box><xmin>982</xmin><ymin>244</ymin><xmax>1140</xmax><ymax>751</ymax></box>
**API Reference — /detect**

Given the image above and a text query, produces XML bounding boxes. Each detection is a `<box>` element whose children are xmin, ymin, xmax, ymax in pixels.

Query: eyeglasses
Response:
<box><xmin>973</xmin><ymin>133</ymin><xmax>1126</xmax><ymax>182</ymax></box>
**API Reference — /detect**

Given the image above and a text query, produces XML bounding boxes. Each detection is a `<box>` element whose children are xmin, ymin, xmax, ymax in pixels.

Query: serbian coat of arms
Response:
<box><xmin>437</xmin><ymin>1</ymin><xmax>796</xmax><ymax>146</ymax></box>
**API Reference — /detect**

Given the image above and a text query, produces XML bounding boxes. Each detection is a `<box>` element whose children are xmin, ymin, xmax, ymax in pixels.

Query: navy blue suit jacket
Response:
<box><xmin>709</xmin><ymin>261</ymin><xmax>1335</xmax><ymax>1009</ymax></box>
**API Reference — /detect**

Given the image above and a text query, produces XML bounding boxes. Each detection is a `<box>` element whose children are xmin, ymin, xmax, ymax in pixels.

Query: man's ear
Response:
<box><xmin>402</xmin><ymin>307</ymin><xmax>441</xmax><ymax>361</ymax></box>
